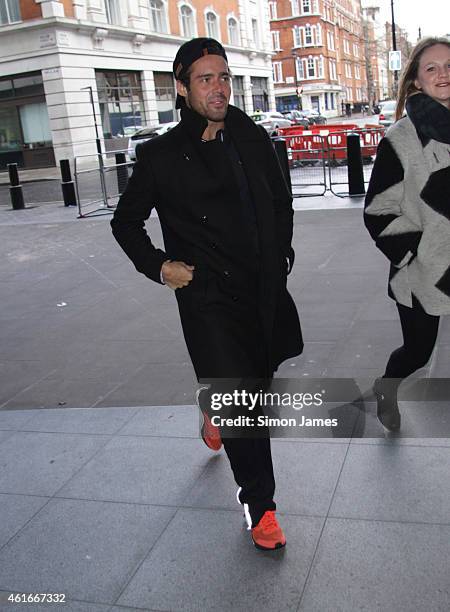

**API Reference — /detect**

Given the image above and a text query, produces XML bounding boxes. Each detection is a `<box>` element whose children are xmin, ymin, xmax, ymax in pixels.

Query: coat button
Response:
<box><xmin>201</xmin><ymin>215</ymin><xmax>208</xmax><ymax>223</ymax></box>
<box><xmin>223</xmin><ymin>270</ymin><xmax>230</xmax><ymax>277</ymax></box>
<box><xmin>211</xmin><ymin>242</ymin><xmax>217</xmax><ymax>249</ymax></box>
<box><xmin>232</xmin><ymin>295</ymin><xmax>239</xmax><ymax>302</ymax></box>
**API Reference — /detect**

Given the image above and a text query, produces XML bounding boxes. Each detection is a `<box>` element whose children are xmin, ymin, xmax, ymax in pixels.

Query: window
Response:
<box><xmin>273</xmin><ymin>62</ymin><xmax>283</xmax><ymax>83</ymax></box>
<box><xmin>330</xmin><ymin>92</ymin><xmax>335</xmax><ymax>109</ymax></box>
<box><xmin>307</xmin><ymin>57</ymin><xmax>315</xmax><ymax>78</ymax></box>
<box><xmin>328</xmin><ymin>59</ymin><xmax>337</xmax><ymax>80</ymax></box>
<box><xmin>345</xmin><ymin>63</ymin><xmax>352</xmax><ymax>78</ymax></box>
<box><xmin>271</xmin><ymin>31</ymin><xmax>280</xmax><ymax>51</ymax></box>
<box><xmin>154</xmin><ymin>72</ymin><xmax>177</xmax><ymax>123</ymax></box>
<box><xmin>19</xmin><ymin>103</ymin><xmax>51</xmax><ymax>144</ymax></box>
<box><xmin>293</xmin><ymin>26</ymin><xmax>301</xmax><ymax>47</ymax></box>
<box><xmin>269</xmin><ymin>1</ymin><xmax>277</xmax><ymax>19</ymax></box>
<box><xmin>327</xmin><ymin>30</ymin><xmax>335</xmax><ymax>51</ymax></box>
<box><xmin>251</xmin><ymin>18</ymin><xmax>259</xmax><ymax>47</ymax></box>
<box><xmin>180</xmin><ymin>5</ymin><xmax>195</xmax><ymax>38</ymax></box>
<box><xmin>343</xmin><ymin>38</ymin><xmax>350</xmax><ymax>54</ymax></box>
<box><xmin>291</xmin><ymin>0</ymin><xmax>300</xmax><ymax>16</ymax></box>
<box><xmin>149</xmin><ymin>0</ymin><xmax>167</xmax><ymax>33</ymax></box>
<box><xmin>104</xmin><ymin>0</ymin><xmax>121</xmax><ymax>25</ymax></box>
<box><xmin>296</xmin><ymin>58</ymin><xmax>305</xmax><ymax>80</ymax></box>
<box><xmin>228</xmin><ymin>17</ymin><xmax>239</xmax><ymax>45</ymax></box>
<box><xmin>316</xmin><ymin>23</ymin><xmax>322</xmax><ymax>45</ymax></box>
<box><xmin>205</xmin><ymin>12</ymin><xmax>218</xmax><ymax>39</ymax></box>
<box><xmin>304</xmin><ymin>25</ymin><xmax>312</xmax><ymax>45</ymax></box>
<box><xmin>232</xmin><ymin>75</ymin><xmax>245</xmax><ymax>111</ymax></box>
<box><xmin>355</xmin><ymin>64</ymin><xmax>361</xmax><ymax>80</ymax></box>
<box><xmin>0</xmin><ymin>0</ymin><xmax>20</xmax><ymax>24</ymax></box>
<box><xmin>318</xmin><ymin>56</ymin><xmax>324</xmax><ymax>78</ymax></box>
<box><xmin>302</xmin><ymin>0</ymin><xmax>311</xmax><ymax>13</ymax></box>
<box><xmin>251</xmin><ymin>77</ymin><xmax>269</xmax><ymax>112</ymax></box>
<box><xmin>353</xmin><ymin>43</ymin><xmax>359</xmax><ymax>57</ymax></box>
<box><xmin>96</xmin><ymin>70</ymin><xmax>145</xmax><ymax>138</ymax></box>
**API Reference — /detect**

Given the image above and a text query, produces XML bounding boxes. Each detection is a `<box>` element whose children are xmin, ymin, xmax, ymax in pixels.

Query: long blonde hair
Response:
<box><xmin>395</xmin><ymin>37</ymin><xmax>450</xmax><ymax>121</ymax></box>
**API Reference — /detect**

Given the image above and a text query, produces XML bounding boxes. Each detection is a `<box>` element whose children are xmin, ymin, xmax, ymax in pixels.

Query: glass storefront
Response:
<box><xmin>251</xmin><ymin>77</ymin><xmax>269</xmax><ymax>112</ymax></box>
<box><xmin>0</xmin><ymin>72</ymin><xmax>55</xmax><ymax>169</ymax></box>
<box><xmin>96</xmin><ymin>70</ymin><xmax>145</xmax><ymax>139</ymax></box>
<box><xmin>232</xmin><ymin>76</ymin><xmax>245</xmax><ymax>112</ymax></box>
<box><xmin>154</xmin><ymin>72</ymin><xmax>177</xmax><ymax>124</ymax></box>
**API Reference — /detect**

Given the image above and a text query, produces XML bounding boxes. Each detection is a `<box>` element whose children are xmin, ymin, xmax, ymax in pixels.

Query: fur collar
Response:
<box><xmin>406</xmin><ymin>93</ymin><xmax>450</xmax><ymax>146</ymax></box>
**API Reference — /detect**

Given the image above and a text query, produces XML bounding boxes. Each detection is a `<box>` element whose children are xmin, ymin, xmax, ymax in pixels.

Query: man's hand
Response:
<box><xmin>161</xmin><ymin>260</ymin><xmax>195</xmax><ymax>290</ymax></box>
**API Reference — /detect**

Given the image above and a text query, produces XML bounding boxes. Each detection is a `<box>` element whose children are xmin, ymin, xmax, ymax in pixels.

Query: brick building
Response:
<box><xmin>269</xmin><ymin>0</ymin><xmax>367</xmax><ymax>117</ymax></box>
<box><xmin>0</xmin><ymin>0</ymin><xmax>274</xmax><ymax>168</ymax></box>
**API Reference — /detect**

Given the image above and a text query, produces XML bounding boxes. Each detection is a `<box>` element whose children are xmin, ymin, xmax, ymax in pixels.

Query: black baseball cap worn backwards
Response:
<box><xmin>173</xmin><ymin>38</ymin><xmax>228</xmax><ymax>109</ymax></box>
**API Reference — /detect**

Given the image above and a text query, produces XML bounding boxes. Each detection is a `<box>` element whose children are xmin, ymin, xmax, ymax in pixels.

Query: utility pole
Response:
<box><xmin>391</xmin><ymin>0</ymin><xmax>398</xmax><ymax>97</ymax></box>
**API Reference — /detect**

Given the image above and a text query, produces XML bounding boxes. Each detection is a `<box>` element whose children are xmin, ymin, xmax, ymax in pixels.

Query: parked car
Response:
<box><xmin>378</xmin><ymin>100</ymin><xmax>397</xmax><ymax>127</ymax></box>
<box><xmin>299</xmin><ymin>109</ymin><xmax>327</xmax><ymax>125</ymax></box>
<box><xmin>281</xmin><ymin>110</ymin><xmax>309</xmax><ymax>128</ymax></box>
<box><xmin>128</xmin><ymin>122</ymin><xmax>179</xmax><ymax>160</ymax></box>
<box><xmin>250</xmin><ymin>112</ymin><xmax>292</xmax><ymax>136</ymax></box>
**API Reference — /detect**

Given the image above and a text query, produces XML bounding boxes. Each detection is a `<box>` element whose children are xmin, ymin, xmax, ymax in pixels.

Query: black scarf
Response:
<box><xmin>406</xmin><ymin>93</ymin><xmax>450</xmax><ymax>146</ymax></box>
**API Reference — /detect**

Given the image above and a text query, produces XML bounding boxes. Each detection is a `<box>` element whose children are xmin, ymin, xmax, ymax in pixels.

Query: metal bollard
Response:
<box><xmin>347</xmin><ymin>133</ymin><xmax>365</xmax><ymax>196</ymax></box>
<box><xmin>8</xmin><ymin>163</ymin><xmax>25</xmax><ymax>210</ymax></box>
<box><xmin>272</xmin><ymin>138</ymin><xmax>292</xmax><ymax>194</ymax></box>
<box><xmin>59</xmin><ymin>159</ymin><xmax>77</xmax><ymax>207</ymax></box>
<box><xmin>115</xmin><ymin>152</ymin><xmax>128</xmax><ymax>195</ymax></box>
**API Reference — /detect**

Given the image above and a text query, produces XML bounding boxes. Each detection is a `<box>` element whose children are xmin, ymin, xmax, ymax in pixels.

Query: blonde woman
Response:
<box><xmin>364</xmin><ymin>38</ymin><xmax>450</xmax><ymax>431</ymax></box>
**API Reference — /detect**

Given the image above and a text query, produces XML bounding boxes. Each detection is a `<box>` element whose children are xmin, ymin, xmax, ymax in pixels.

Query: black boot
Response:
<box><xmin>373</xmin><ymin>378</ymin><xmax>401</xmax><ymax>432</ymax></box>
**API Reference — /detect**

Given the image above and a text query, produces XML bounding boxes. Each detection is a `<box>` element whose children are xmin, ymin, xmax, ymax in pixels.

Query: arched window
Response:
<box><xmin>149</xmin><ymin>0</ymin><xmax>167</xmax><ymax>33</ymax></box>
<box><xmin>180</xmin><ymin>5</ymin><xmax>195</xmax><ymax>38</ymax></box>
<box><xmin>228</xmin><ymin>17</ymin><xmax>240</xmax><ymax>45</ymax></box>
<box><xmin>205</xmin><ymin>11</ymin><xmax>218</xmax><ymax>39</ymax></box>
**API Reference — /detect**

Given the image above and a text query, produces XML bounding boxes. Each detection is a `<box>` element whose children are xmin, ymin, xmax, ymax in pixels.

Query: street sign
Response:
<box><xmin>389</xmin><ymin>50</ymin><xmax>402</xmax><ymax>71</ymax></box>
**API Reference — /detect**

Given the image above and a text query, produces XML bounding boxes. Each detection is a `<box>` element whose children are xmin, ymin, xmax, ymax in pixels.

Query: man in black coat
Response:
<box><xmin>111</xmin><ymin>38</ymin><xmax>303</xmax><ymax>550</ymax></box>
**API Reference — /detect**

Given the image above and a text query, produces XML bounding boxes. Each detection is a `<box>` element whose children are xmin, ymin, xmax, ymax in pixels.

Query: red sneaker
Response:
<box><xmin>251</xmin><ymin>511</ymin><xmax>286</xmax><ymax>550</ymax></box>
<box><xmin>201</xmin><ymin>411</ymin><xmax>222</xmax><ymax>451</ymax></box>
<box><xmin>196</xmin><ymin>388</ymin><xmax>222</xmax><ymax>451</ymax></box>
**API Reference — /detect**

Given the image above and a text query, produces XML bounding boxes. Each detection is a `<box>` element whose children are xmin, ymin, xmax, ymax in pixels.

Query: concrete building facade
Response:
<box><xmin>269</xmin><ymin>0</ymin><xmax>367</xmax><ymax>117</ymax></box>
<box><xmin>0</xmin><ymin>0</ymin><xmax>275</xmax><ymax>168</ymax></box>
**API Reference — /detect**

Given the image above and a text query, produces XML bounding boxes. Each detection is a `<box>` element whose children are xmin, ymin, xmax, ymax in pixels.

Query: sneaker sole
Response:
<box><xmin>252</xmin><ymin>539</ymin><xmax>286</xmax><ymax>551</ymax></box>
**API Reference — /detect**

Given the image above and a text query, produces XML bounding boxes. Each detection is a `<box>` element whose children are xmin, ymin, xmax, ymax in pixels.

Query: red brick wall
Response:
<box><xmin>19</xmin><ymin>0</ymin><xmax>42</xmax><ymax>20</ymax></box>
<box><xmin>62</xmin><ymin>0</ymin><xmax>74</xmax><ymax>18</ymax></box>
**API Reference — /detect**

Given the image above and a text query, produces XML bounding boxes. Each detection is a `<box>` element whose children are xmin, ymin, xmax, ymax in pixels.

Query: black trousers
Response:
<box><xmin>384</xmin><ymin>296</ymin><xmax>440</xmax><ymax>380</ymax></box>
<box><xmin>179</xmin><ymin>284</ymin><xmax>276</xmax><ymax>528</ymax></box>
<box><xmin>199</xmin><ymin>379</ymin><xmax>275</xmax><ymax>527</ymax></box>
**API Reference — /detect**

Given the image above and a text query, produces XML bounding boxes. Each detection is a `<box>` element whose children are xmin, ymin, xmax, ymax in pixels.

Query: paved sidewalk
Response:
<box><xmin>0</xmin><ymin>199</ymin><xmax>449</xmax><ymax>611</ymax></box>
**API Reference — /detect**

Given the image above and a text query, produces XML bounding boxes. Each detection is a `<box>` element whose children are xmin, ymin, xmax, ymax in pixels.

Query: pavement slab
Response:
<box><xmin>117</xmin><ymin>508</ymin><xmax>324</xmax><ymax>612</ymax></box>
<box><xmin>0</xmin><ymin>499</ymin><xmax>176</xmax><ymax>605</ymax></box>
<box><xmin>298</xmin><ymin>518</ymin><xmax>450</xmax><ymax>612</ymax></box>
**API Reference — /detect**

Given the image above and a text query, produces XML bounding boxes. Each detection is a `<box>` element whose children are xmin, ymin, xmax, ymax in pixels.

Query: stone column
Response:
<box><xmin>243</xmin><ymin>74</ymin><xmax>254</xmax><ymax>114</ymax></box>
<box><xmin>141</xmin><ymin>70</ymin><xmax>159</xmax><ymax>126</ymax></box>
<box><xmin>42</xmin><ymin>65</ymin><xmax>101</xmax><ymax>165</ymax></box>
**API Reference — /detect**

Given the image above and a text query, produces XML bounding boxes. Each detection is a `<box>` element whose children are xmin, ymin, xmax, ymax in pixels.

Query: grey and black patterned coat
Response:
<box><xmin>364</xmin><ymin>93</ymin><xmax>450</xmax><ymax>315</ymax></box>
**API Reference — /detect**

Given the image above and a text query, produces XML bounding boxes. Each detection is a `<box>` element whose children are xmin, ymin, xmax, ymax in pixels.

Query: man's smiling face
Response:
<box><xmin>176</xmin><ymin>54</ymin><xmax>231</xmax><ymax>123</ymax></box>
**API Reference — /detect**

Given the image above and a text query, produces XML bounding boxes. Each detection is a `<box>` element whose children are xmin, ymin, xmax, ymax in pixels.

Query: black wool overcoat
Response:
<box><xmin>111</xmin><ymin>104</ymin><xmax>303</xmax><ymax>379</ymax></box>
